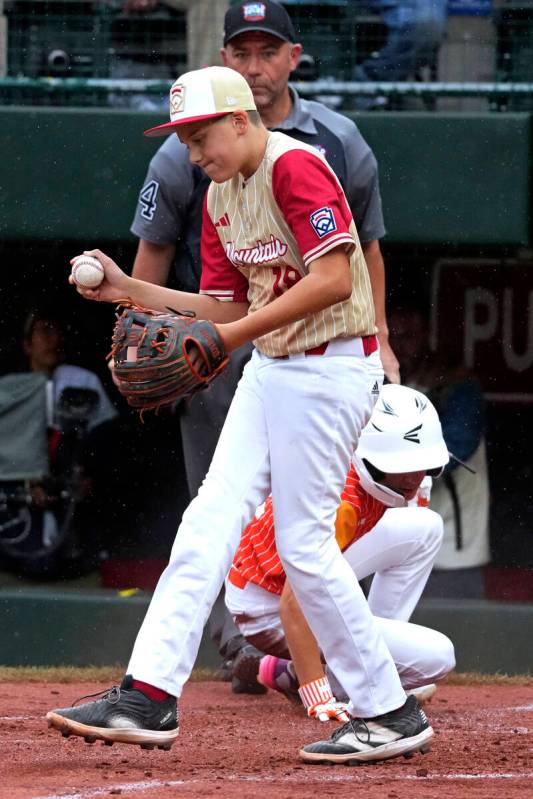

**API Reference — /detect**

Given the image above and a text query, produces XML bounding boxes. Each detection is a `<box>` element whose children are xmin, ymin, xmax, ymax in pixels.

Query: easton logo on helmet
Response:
<box><xmin>404</xmin><ymin>423</ymin><xmax>423</xmax><ymax>444</ymax></box>
<box><xmin>380</xmin><ymin>399</ymin><xmax>398</xmax><ymax>416</ymax></box>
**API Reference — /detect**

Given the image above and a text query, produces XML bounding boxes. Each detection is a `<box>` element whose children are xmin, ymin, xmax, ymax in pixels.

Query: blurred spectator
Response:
<box><xmin>21</xmin><ymin>310</ymin><xmax>120</xmax><ymax>519</ymax></box>
<box><xmin>389</xmin><ymin>306</ymin><xmax>490</xmax><ymax>599</ymax></box>
<box><xmin>22</xmin><ymin>309</ymin><xmax>118</xmax><ymax>431</ymax></box>
<box><xmin>0</xmin><ymin>310</ymin><xmax>119</xmax><ymax>579</ymax></box>
<box><xmin>355</xmin><ymin>1</ymin><xmax>447</xmax><ymax>82</ymax></box>
<box><xmin>291</xmin><ymin>52</ymin><xmax>319</xmax><ymax>82</ymax></box>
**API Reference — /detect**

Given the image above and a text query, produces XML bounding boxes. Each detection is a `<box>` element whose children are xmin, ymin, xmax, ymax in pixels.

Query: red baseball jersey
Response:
<box><xmin>229</xmin><ymin>464</ymin><xmax>387</xmax><ymax>596</ymax></box>
<box><xmin>200</xmin><ymin>131</ymin><xmax>376</xmax><ymax>357</ymax></box>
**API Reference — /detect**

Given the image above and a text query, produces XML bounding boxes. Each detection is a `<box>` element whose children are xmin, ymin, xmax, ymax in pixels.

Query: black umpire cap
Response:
<box><xmin>224</xmin><ymin>1</ymin><xmax>296</xmax><ymax>46</ymax></box>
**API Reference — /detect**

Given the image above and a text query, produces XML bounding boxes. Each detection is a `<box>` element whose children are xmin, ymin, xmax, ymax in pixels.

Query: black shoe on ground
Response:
<box><xmin>300</xmin><ymin>695</ymin><xmax>433</xmax><ymax>765</ymax></box>
<box><xmin>215</xmin><ymin>657</ymin><xmax>234</xmax><ymax>682</ymax></box>
<box><xmin>46</xmin><ymin>675</ymin><xmax>179</xmax><ymax>750</ymax></box>
<box><xmin>231</xmin><ymin>644</ymin><xmax>267</xmax><ymax>695</ymax></box>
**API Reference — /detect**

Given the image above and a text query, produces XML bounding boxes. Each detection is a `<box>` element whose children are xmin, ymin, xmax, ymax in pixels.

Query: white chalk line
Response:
<box><xmin>33</xmin><ymin>781</ymin><xmax>185</xmax><ymax>799</ymax></box>
<box><xmin>33</xmin><ymin>771</ymin><xmax>533</xmax><ymax>799</ymax></box>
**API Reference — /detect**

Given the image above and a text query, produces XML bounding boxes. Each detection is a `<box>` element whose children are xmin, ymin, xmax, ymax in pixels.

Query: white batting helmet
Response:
<box><xmin>357</xmin><ymin>384</ymin><xmax>449</xmax><ymax>474</ymax></box>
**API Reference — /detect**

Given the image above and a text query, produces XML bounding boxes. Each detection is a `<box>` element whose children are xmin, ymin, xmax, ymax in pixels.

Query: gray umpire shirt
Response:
<box><xmin>130</xmin><ymin>88</ymin><xmax>386</xmax><ymax>293</ymax></box>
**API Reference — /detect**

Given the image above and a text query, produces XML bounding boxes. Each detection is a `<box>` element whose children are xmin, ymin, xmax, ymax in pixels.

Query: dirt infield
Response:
<box><xmin>1</xmin><ymin>679</ymin><xmax>531</xmax><ymax>799</ymax></box>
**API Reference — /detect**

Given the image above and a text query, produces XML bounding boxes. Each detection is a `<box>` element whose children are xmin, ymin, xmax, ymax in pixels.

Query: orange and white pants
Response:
<box><xmin>226</xmin><ymin>507</ymin><xmax>455</xmax><ymax>691</ymax></box>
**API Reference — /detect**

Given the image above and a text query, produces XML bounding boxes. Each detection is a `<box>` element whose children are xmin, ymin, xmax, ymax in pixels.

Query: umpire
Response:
<box><xmin>129</xmin><ymin>0</ymin><xmax>399</xmax><ymax>685</ymax></box>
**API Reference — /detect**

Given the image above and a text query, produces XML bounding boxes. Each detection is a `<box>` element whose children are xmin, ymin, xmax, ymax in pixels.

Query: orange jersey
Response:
<box><xmin>229</xmin><ymin>464</ymin><xmax>387</xmax><ymax>596</ymax></box>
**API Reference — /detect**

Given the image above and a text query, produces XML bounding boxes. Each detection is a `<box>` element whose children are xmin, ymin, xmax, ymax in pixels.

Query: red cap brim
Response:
<box><xmin>144</xmin><ymin>112</ymin><xmax>230</xmax><ymax>137</ymax></box>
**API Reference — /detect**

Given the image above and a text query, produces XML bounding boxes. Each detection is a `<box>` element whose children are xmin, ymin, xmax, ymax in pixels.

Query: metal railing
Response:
<box><xmin>3</xmin><ymin>1</ymin><xmax>533</xmax><ymax>110</ymax></box>
<box><xmin>4</xmin><ymin>75</ymin><xmax>533</xmax><ymax>112</ymax></box>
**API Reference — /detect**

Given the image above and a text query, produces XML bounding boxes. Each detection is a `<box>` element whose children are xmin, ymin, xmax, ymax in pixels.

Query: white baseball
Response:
<box><xmin>71</xmin><ymin>255</ymin><xmax>105</xmax><ymax>288</ymax></box>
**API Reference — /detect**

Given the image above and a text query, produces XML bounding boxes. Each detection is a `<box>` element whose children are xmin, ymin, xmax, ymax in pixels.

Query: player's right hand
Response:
<box><xmin>298</xmin><ymin>676</ymin><xmax>351</xmax><ymax>723</ymax></box>
<box><xmin>307</xmin><ymin>699</ymin><xmax>350</xmax><ymax>723</ymax></box>
<box><xmin>69</xmin><ymin>249</ymin><xmax>130</xmax><ymax>304</ymax></box>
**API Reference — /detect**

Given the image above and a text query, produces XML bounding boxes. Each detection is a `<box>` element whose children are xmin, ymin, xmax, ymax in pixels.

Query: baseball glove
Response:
<box><xmin>110</xmin><ymin>304</ymin><xmax>228</xmax><ymax>411</ymax></box>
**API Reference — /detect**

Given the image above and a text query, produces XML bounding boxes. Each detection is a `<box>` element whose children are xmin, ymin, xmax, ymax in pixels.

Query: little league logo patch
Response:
<box><xmin>170</xmin><ymin>84</ymin><xmax>185</xmax><ymax>116</ymax></box>
<box><xmin>310</xmin><ymin>207</ymin><xmax>337</xmax><ymax>238</ymax></box>
<box><xmin>243</xmin><ymin>3</ymin><xmax>266</xmax><ymax>22</ymax></box>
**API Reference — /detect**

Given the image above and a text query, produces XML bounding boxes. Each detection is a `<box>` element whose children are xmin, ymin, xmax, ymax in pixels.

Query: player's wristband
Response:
<box><xmin>298</xmin><ymin>676</ymin><xmax>334</xmax><ymax>710</ymax></box>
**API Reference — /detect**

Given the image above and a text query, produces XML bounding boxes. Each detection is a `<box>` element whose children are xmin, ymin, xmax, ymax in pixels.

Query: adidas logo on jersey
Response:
<box><xmin>372</xmin><ymin>381</ymin><xmax>380</xmax><ymax>395</ymax></box>
<box><xmin>215</xmin><ymin>213</ymin><xmax>230</xmax><ymax>228</ymax></box>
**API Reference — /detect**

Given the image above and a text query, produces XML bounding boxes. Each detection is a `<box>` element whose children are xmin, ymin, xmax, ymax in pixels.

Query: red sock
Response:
<box><xmin>131</xmin><ymin>679</ymin><xmax>171</xmax><ymax>702</ymax></box>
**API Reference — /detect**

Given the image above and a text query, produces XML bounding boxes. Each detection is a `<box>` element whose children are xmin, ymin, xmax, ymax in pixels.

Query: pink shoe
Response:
<box><xmin>258</xmin><ymin>656</ymin><xmax>300</xmax><ymax>703</ymax></box>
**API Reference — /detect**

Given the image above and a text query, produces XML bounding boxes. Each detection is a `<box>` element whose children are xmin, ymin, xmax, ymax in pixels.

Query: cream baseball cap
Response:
<box><xmin>144</xmin><ymin>66</ymin><xmax>257</xmax><ymax>137</ymax></box>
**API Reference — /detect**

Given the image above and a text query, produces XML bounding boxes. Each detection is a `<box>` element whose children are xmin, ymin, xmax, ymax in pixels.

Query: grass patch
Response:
<box><xmin>0</xmin><ymin>665</ymin><xmax>221</xmax><ymax>683</ymax></box>
<box><xmin>0</xmin><ymin>666</ymin><xmax>123</xmax><ymax>683</ymax></box>
<box><xmin>0</xmin><ymin>666</ymin><xmax>530</xmax><ymax>685</ymax></box>
<box><xmin>446</xmin><ymin>671</ymin><xmax>532</xmax><ymax>686</ymax></box>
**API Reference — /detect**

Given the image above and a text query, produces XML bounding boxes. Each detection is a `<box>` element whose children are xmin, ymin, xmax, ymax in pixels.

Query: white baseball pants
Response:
<box><xmin>128</xmin><ymin>342</ymin><xmax>408</xmax><ymax>716</ymax></box>
<box><xmin>225</xmin><ymin>507</ymin><xmax>456</xmax><ymax>691</ymax></box>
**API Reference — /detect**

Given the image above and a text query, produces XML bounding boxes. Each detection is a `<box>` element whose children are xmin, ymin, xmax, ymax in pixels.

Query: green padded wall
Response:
<box><xmin>354</xmin><ymin>112</ymin><xmax>532</xmax><ymax>245</ymax></box>
<box><xmin>0</xmin><ymin>588</ymin><xmax>219</xmax><ymax>668</ymax></box>
<box><xmin>0</xmin><ymin>108</ymin><xmax>531</xmax><ymax>244</ymax></box>
<box><xmin>1</xmin><ymin>589</ymin><xmax>531</xmax><ymax>673</ymax></box>
<box><xmin>0</xmin><ymin>107</ymin><xmax>162</xmax><ymax>242</ymax></box>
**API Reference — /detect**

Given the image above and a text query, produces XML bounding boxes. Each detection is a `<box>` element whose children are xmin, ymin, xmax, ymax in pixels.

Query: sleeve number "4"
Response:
<box><xmin>139</xmin><ymin>180</ymin><xmax>159</xmax><ymax>220</ymax></box>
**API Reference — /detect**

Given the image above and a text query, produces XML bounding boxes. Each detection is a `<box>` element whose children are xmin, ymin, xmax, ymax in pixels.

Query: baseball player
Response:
<box><xmin>225</xmin><ymin>384</ymin><xmax>455</xmax><ymax>726</ymax></box>
<box><xmin>48</xmin><ymin>65</ymin><xmax>431</xmax><ymax>765</ymax></box>
<box><xmin>130</xmin><ymin>0</ymin><xmax>399</xmax><ymax>689</ymax></box>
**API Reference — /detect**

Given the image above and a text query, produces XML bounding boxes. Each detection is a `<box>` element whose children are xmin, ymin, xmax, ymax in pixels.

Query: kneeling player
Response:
<box><xmin>225</xmin><ymin>384</ymin><xmax>456</xmax><ymax>724</ymax></box>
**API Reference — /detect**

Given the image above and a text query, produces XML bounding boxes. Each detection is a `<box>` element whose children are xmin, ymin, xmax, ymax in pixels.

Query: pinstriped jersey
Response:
<box><xmin>229</xmin><ymin>464</ymin><xmax>387</xmax><ymax>597</ymax></box>
<box><xmin>200</xmin><ymin>131</ymin><xmax>376</xmax><ymax>357</ymax></box>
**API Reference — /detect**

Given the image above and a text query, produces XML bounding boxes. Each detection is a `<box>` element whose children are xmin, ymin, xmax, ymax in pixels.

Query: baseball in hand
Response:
<box><xmin>71</xmin><ymin>255</ymin><xmax>104</xmax><ymax>288</ymax></box>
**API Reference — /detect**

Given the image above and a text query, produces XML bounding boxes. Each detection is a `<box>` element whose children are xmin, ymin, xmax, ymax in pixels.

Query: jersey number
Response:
<box><xmin>139</xmin><ymin>180</ymin><xmax>159</xmax><ymax>221</ymax></box>
<box><xmin>272</xmin><ymin>265</ymin><xmax>301</xmax><ymax>297</ymax></box>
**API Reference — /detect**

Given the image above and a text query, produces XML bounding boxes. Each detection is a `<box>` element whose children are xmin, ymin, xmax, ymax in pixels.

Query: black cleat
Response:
<box><xmin>46</xmin><ymin>675</ymin><xmax>179</xmax><ymax>749</ymax></box>
<box><xmin>215</xmin><ymin>657</ymin><xmax>234</xmax><ymax>682</ymax></box>
<box><xmin>300</xmin><ymin>695</ymin><xmax>433</xmax><ymax>765</ymax></box>
<box><xmin>231</xmin><ymin>645</ymin><xmax>268</xmax><ymax>695</ymax></box>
